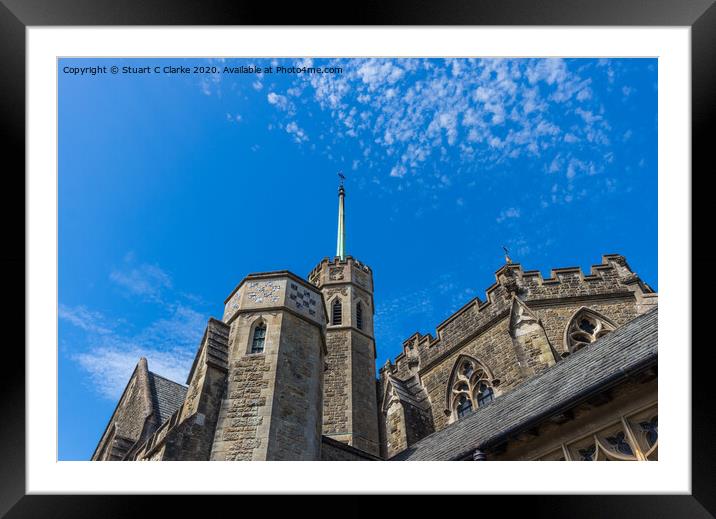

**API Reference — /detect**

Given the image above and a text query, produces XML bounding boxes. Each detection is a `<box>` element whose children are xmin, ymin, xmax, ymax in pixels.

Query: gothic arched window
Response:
<box><xmin>356</xmin><ymin>302</ymin><xmax>364</xmax><ymax>330</ymax></box>
<box><xmin>476</xmin><ymin>382</ymin><xmax>494</xmax><ymax>407</ymax></box>
<box><xmin>448</xmin><ymin>357</ymin><xmax>497</xmax><ymax>421</ymax></box>
<box><xmin>564</xmin><ymin>308</ymin><xmax>616</xmax><ymax>355</ymax></box>
<box><xmin>332</xmin><ymin>299</ymin><xmax>342</xmax><ymax>325</ymax></box>
<box><xmin>456</xmin><ymin>394</ymin><xmax>472</xmax><ymax>418</ymax></box>
<box><xmin>250</xmin><ymin>322</ymin><xmax>267</xmax><ymax>354</ymax></box>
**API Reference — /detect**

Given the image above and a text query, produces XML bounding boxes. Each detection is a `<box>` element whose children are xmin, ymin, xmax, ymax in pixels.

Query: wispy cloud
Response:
<box><xmin>63</xmin><ymin>302</ymin><xmax>205</xmax><ymax>399</ymax></box>
<box><xmin>260</xmin><ymin>58</ymin><xmax>615</xmax><ymax>194</ymax></box>
<box><xmin>109</xmin><ymin>259</ymin><xmax>172</xmax><ymax>303</ymax></box>
<box><xmin>496</xmin><ymin>207</ymin><xmax>521</xmax><ymax>223</ymax></box>
<box><xmin>63</xmin><ymin>255</ymin><xmax>208</xmax><ymax>399</ymax></box>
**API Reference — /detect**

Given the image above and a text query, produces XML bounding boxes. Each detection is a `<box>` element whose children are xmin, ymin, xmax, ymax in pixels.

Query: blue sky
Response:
<box><xmin>58</xmin><ymin>57</ymin><xmax>657</xmax><ymax>460</ymax></box>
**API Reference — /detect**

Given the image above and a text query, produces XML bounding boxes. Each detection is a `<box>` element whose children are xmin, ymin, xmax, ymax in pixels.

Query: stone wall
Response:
<box><xmin>312</xmin><ymin>256</ymin><xmax>380</xmax><ymax>455</ymax></box>
<box><xmin>382</xmin><ymin>400</ymin><xmax>408</xmax><ymax>458</ymax></box>
<box><xmin>266</xmin><ymin>311</ymin><xmax>324</xmax><ymax>460</ymax></box>
<box><xmin>92</xmin><ymin>358</ymin><xmax>154</xmax><ymax>460</ymax></box>
<box><xmin>211</xmin><ymin>271</ymin><xmax>327</xmax><ymax>461</ymax></box>
<box><xmin>378</xmin><ymin>255</ymin><xmax>658</xmax><ymax>455</ymax></box>
<box><xmin>210</xmin><ymin>312</ymin><xmax>282</xmax><ymax>460</ymax></box>
<box><xmin>351</xmin><ymin>331</ymin><xmax>380</xmax><ymax>455</ymax></box>
<box><xmin>322</xmin><ymin>330</ymin><xmax>352</xmax><ymax>443</ymax></box>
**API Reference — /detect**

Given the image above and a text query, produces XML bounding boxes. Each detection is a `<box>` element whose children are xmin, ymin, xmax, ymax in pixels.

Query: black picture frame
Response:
<box><xmin>1</xmin><ymin>0</ymin><xmax>707</xmax><ymax>516</ymax></box>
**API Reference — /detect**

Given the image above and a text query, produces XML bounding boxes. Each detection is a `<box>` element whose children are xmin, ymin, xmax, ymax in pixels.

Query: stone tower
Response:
<box><xmin>308</xmin><ymin>179</ymin><xmax>380</xmax><ymax>455</ymax></box>
<box><xmin>209</xmin><ymin>271</ymin><xmax>327</xmax><ymax>460</ymax></box>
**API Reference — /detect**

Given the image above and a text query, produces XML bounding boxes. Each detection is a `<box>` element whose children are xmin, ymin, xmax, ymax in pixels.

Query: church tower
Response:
<box><xmin>308</xmin><ymin>178</ymin><xmax>380</xmax><ymax>456</ymax></box>
<box><xmin>209</xmin><ymin>271</ymin><xmax>327</xmax><ymax>460</ymax></box>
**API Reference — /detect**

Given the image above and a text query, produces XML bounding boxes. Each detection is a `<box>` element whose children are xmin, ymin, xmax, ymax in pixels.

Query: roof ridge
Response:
<box><xmin>148</xmin><ymin>370</ymin><xmax>188</xmax><ymax>388</ymax></box>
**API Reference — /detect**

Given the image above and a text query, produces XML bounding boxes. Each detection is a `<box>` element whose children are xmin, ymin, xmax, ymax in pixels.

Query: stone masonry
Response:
<box><xmin>378</xmin><ymin>254</ymin><xmax>657</xmax><ymax>456</ymax></box>
<box><xmin>93</xmin><ymin>252</ymin><xmax>657</xmax><ymax>462</ymax></box>
<box><xmin>308</xmin><ymin>256</ymin><xmax>381</xmax><ymax>456</ymax></box>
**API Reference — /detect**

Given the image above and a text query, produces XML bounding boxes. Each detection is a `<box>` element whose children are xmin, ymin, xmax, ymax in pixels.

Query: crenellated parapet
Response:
<box><xmin>382</xmin><ymin>254</ymin><xmax>657</xmax><ymax>380</ymax></box>
<box><xmin>308</xmin><ymin>255</ymin><xmax>373</xmax><ymax>292</ymax></box>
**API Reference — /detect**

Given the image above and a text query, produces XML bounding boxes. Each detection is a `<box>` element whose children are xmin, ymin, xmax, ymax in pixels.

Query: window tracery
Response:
<box><xmin>448</xmin><ymin>357</ymin><xmax>497</xmax><ymax>421</ymax></box>
<box><xmin>564</xmin><ymin>308</ymin><xmax>616</xmax><ymax>355</ymax></box>
<box><xmin>534</xmin><ymin>404</ymin><xmax>657</xmax><ymax>461</ymax></box>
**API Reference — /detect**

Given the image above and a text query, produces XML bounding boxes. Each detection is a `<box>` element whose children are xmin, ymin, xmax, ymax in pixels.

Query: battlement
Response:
<box><xmin>380</xmin><ymin>254</ymin><xmax>656</xmax><ymax>378</ymax></box>
<box><xmin>309</xmin><ymin>255</ymin><xmax>372</xmax><ymax>281</ymax></box>
<box><xmin>308</xmin><ymin>255</ymin><xmax>373</xmax><ymax>292</ymax></box>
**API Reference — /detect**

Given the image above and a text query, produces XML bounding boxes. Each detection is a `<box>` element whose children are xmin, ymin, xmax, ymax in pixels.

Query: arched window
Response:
<box><xmin>448</xmin><ymin>357</ymin><xmax>497</xmax><ymax>421</ymax></box>
<box><xmin>250</xmin><ymin>322</ymin><xmax>266</xmax><ymax>353</ymax></box>
<box><xmin>564</xmin><ymin>308</ymin><xmax>616</xmax><ymax>355</ymax></box>
<box><xmin>356</xmin><ymin>302</ymin><xmax>364</xmax><ymax>330</ymax></box>
<box><xmin>456</xmin><ymin>394</ymin><xmax>472</xmax><ymax>418</ymax></box>
<box><xmin>332</xmin><ymin>299</ymin><xmax>342</xmax><ymax>325</ymax></box>
<box><xmin>476</xmin><ymin>382</ymin><xmax>494</xmax><ymax>406</ymax></box>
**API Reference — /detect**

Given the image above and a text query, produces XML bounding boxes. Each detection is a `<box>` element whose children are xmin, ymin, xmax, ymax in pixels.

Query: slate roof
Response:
<box><xmin>386</xmin><ymin>375</ymin><xmax>430</xmax><ymax>410</ymax></box>
<box><xmin>391</xmin><ymin>308</ymin><xmax>658</xmax><ymax>461</ymax></box>
<box><xmin>148</xmin><ymin>371</ymin><xmax>188</xmax><ymax>425</ymax></box>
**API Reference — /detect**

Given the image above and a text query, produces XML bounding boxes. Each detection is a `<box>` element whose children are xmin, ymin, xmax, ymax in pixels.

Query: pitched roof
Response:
<box><xmin>391</xmin><ymin>308</ymin><xmax>658</xmax><ymax>461</ymax></box>
<box><xmin>385</xmin><ymin>374</ymin><xmax>429</xmax><ymax>410</ymax></box>
<box><xmin>148</xmin><ymin>371</ymin><xmax>188</xmax><ymax>425</ymax></box>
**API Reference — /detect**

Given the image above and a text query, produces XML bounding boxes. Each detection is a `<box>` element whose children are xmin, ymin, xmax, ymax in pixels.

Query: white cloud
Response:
<box><xmin>267</xmin><ymin>92</ymin><xmax>289</xmax><ymax>110</ymax></box>
<box><xmin>356</xmin><ymin>59</ymin><xmax>405</xmax><ymax>89</ymax></box>
<box><xmin>109</xmin><ymin>263</ymin><xmax>172</xmax><ymax>302</ymax></box>
<box><xmin>74</xmin><ymin>345</ymin><xmax>194</xmax><ymax>400</ymax></box>
<box><xmin>285</xmin><ymin>121</ymin><xmax>308</xmax><ymax>143</ymax></box>
<box><xmin>63</xmin><ymin>255</ymin><xmax>210</xmax><ymax>399</ymax></box>
<box><xmin>496</xmin><ymin>207</ymin><xmax>521</xmax><ymax>223</ymax></box>
<box><xmin>254</xmin><ymin>57</ymin><xmax>621</xmax><ymax>202</ymax></box>
<box><xmin>58</xmin><ymin>304</ymin><xmax>114</xmax><ymax>335</ymax></box>
<box><xmin>64</xmin><ymin>303</ymin><xmax>205</xmax><ymax>400</ymax></box>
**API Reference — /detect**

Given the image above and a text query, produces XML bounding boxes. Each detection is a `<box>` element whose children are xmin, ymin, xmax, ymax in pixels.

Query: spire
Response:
<box><xmin>336</xmin><ymin>173</ymin><xmax>346</xmax><ymax>260</ymax></box>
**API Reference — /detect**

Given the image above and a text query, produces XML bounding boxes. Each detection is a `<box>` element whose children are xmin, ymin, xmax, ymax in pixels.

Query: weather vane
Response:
<box><xmin>338</xmin><ymin>171</ymin><xmax>346</xmax><ymax>187</ymax></box>
<box><xmin>502</xmin><ymin>245</ymin><xmax>513</xmax><ymax>264</ymax></box>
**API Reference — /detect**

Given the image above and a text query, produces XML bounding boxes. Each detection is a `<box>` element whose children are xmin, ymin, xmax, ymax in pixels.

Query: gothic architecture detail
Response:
<box><xmin>563</xmin><ymin>307</ymin><xmax>617</xmax><ymax>356</ymax></box>
<box><xmin>92</xmin><ymin>182</ymin><xmax>657</xmax><ymax>462</ymax></box>
<box><xmin>446</xmin><ymin>355</ymin><xmax>498</xmax><ymax>423</ymax></box>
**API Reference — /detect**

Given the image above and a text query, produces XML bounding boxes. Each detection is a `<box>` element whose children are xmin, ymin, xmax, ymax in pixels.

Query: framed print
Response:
<box><xmin>1</xmin><ymin>0</ymin><xmax>710</xmax><ymax>515</ymax></box>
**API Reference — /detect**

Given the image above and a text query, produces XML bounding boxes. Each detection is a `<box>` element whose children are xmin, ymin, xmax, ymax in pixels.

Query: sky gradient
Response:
<box><xmin>58</xmin><ymin>57</ymin><xmax>657</xmax><ymax>460</ymax></box>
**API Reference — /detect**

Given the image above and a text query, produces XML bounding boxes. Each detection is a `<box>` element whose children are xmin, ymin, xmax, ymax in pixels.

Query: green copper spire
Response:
<box><xmin>336</xmin><ymin>173</ymin><xmax>346</xmax><ymax>260</ymax></box>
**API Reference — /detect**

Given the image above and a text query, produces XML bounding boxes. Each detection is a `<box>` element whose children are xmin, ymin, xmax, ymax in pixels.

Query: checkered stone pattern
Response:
<box><xmin>246</xmin><ymin>281</ymin><xmax>280</xmax><ymax>304</ymax></box>
<box><xmin>288</xmin><ymin>282</ymin><xmax>318</xmax><ymax>317</ymax></box>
